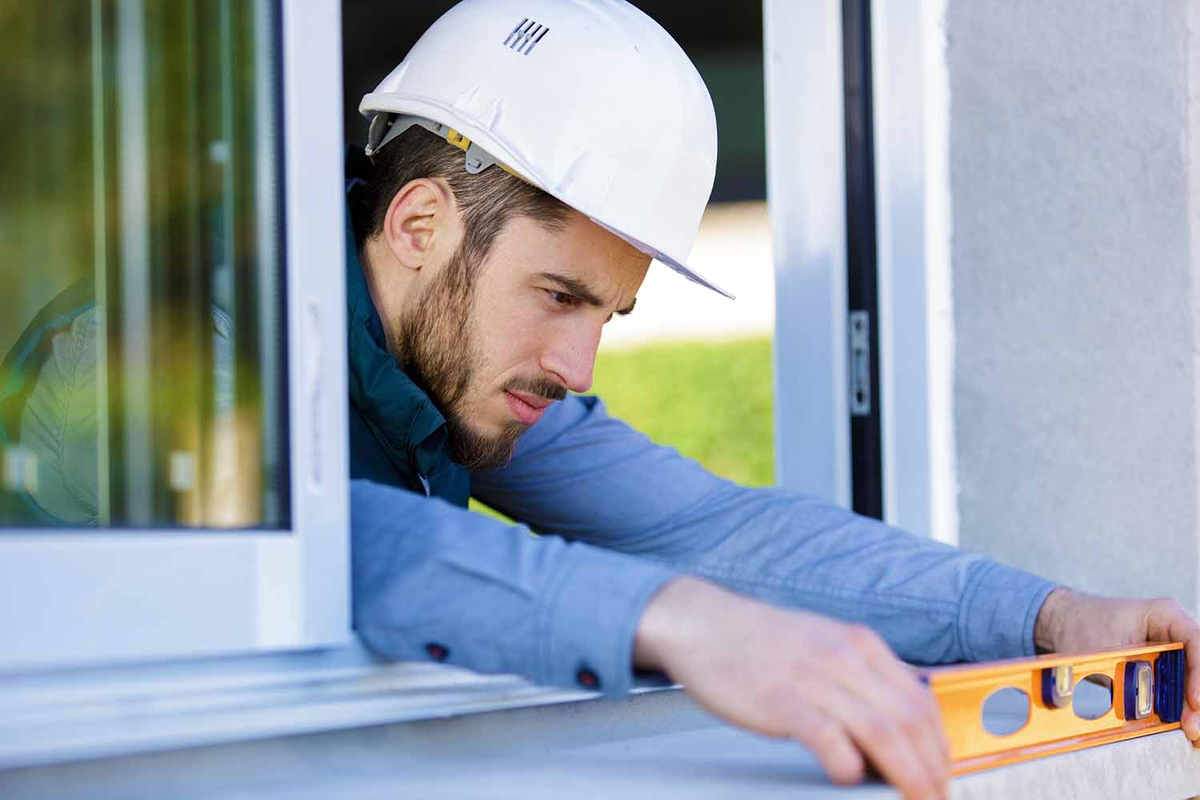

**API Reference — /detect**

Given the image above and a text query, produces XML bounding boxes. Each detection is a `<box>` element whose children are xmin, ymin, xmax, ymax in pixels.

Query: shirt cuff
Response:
<box><xmin>536</xmin><ymin>544</ymin><xmax>678</xmax><ymax>697</ymax></box>
<box><xmin>957</xmin><ymin>559</ymin><xmax>1059</xmax><ymax>662</ymax></box>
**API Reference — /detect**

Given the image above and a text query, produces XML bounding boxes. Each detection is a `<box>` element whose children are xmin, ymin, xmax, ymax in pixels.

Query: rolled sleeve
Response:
<box><xmin>351</xmin><ymin>479</ymin><xmax>677</xmax><ymax>696</ymax></box>
<box><xmin>475</xmin><ymin>394</ymin><xmax>1063</xmax><ymax>666</ymax></box>
<box><xmin>538</xmin><ymin>544</ymin><xmax>676</xmax><ymax>694</ymax></box>
<box><xmin>958</xmin><ymin>560</ymin><xmax>1058</xmax><ymax>662</ymax></box>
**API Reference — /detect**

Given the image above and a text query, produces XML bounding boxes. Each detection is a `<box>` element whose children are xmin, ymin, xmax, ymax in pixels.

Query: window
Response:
<box><xmin>0</xmin><ymin>0</ymin><xmax>348</xmax><ymax>669</ymax></box>
<box><xmin>3</xmin><ymin>1</ymin><xmax>286</xmax><ymax>530</ymax></box>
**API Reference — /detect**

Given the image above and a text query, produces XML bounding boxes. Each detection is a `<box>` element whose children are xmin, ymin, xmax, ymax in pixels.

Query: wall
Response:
<box><xmin>946</xmin><ymin>0</ymin><xmax>1200</xmax><ymax>609</ymax></box>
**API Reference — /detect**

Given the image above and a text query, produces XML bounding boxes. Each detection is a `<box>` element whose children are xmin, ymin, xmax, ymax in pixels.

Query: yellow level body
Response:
<box><xmin>925</xmin><ymin>642</ymin><xmax>1185</xmax><ymax>775</ymax></box>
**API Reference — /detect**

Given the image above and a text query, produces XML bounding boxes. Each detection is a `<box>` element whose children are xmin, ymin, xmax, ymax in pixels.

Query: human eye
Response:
<box><xmin>544</xmin><ymin>289</ymin><xmax>580</xmax><ymax>309</ymax></box>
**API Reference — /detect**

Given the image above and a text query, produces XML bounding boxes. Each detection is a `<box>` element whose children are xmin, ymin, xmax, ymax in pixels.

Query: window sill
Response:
<box><xmin>6</xmin><ymin>674</ymin><xmax>1198</xmax><ymax>800</ymax></box>
<box><xmin>6</xmin><ymin>643</ymin><xmax>1199</xmax><ymax>798</ymax></box>
<box><xmin>0</xmin><ymin>638</ymin><xmax>671</xmax><ymax>769</ymax></box>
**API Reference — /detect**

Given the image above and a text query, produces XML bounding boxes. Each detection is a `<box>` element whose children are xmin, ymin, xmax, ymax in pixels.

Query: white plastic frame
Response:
<box><xmin>764</xmin><ymin>0</ymin><xmax>851</xmax><ymax>507</ymax></box>
<box><xmin>765</xmin><ymin>0</ymin><xmax>955</xmax><ymax>544</ymax></box>
<box><xmin>0</xmin><ymin>0</ymin><xmax>350</xmax><ymax>671</ymax></box>
<box><xmin>870</xmin><ymin>0</ymin><xmax>957</xmax><ymax>544</ymax></box>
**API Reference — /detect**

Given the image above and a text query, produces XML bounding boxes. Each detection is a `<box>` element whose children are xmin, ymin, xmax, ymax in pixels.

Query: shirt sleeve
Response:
<box><xmin>351</xmin><ymin>478</ymin><xmax>677</xmax><ymax>696</ymax></box>
<box><xmin>471</xmin><ymin>394</ymin><xmax>1059</xmax><ymax>665</ymax></box>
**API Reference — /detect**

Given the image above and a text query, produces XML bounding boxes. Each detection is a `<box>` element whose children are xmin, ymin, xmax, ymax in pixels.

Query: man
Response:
<box><xmin>344</xmin><ymin>2</ymin><xmax>1200</xmax><ymax>798</ymax></box>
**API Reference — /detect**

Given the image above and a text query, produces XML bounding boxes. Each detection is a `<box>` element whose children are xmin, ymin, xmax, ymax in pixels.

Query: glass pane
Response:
<box><xmin>0</xmin><ymin>0</ymin><xmax>288</xmax><ymax>529</ymax></box>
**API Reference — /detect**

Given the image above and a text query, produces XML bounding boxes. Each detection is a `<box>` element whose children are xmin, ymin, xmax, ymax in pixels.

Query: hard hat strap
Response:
<box><xmin>365</xmin><ymin>113</ymin><xmax>529</xmax><ymax>184</ymax></box>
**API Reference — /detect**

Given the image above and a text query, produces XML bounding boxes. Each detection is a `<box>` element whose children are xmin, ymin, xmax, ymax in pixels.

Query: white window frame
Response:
<box><xmin>765</xmin><ymin>0</ymin><xmax>957</xmax><ymax>545</ymax></box>
<box><xmin>0</xmin><ymin>0</ymin><xmax>350</xmax><ymax>672</ymax></box>
<box><xmin>765</xmin><ymin>0</ymin><xmax>851</xmax><ymax>508</ymax></box>
<box><xmin>869</xmin><ymin>0</ymin><xmax>957</xmax><ymax>546</ymax></box>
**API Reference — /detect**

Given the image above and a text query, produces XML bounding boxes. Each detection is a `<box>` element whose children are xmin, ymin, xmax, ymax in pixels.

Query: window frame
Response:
<box><xmin>764</xmin><ymin>0</ymin><xmax>852</xmax><ymax>508</ymax></box>
<box><xmin>765</xmin><ymin>0</ymin><xmax>953</xmax><ymax>542</ymax></box>
<box><xmin>0</xmin><ymin>0</ymin><xmax>350</xmax><ymax>672</ymax></box>
<box><xmin>868</xmin><ymin>0</ymin><xmax>957</xmax><ymax>545</ymax></box>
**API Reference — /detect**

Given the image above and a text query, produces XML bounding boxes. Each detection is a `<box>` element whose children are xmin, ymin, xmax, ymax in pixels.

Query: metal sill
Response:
<box><xmin>0</xmin><ymin>639</ymin><xmax>634</xmax><ymax>769</ymax></box>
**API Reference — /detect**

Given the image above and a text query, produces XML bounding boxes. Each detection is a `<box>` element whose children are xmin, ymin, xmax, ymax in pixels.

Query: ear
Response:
<box><xmin>380</xmin><ymin>178</ymin><xmax>455</xmax><ymax>272</ymax></box>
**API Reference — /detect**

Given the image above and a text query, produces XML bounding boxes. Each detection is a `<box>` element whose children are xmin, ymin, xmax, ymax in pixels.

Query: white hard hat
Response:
<box><xmin>359</xmin><ymin>0</ymin><xmax>732</xmax><ymax>299</ymax></box>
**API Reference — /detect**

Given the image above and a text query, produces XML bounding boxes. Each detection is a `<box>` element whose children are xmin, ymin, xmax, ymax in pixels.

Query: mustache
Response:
<box><xmin>504</xmin><ymin>375</ymin><xmax>568</xmax><ymax>403</ymax></box>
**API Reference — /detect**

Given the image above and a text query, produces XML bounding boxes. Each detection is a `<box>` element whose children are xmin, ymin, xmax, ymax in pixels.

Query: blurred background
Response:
<box><xmin>0</xmin><ymin>1</ymin><xmax>288</xmax><ymax>529</ymax></box>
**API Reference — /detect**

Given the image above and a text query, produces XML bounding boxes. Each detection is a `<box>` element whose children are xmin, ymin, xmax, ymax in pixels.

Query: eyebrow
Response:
<box><xmin>535</xmin><ymin>271</ymin><xmax>637</xmax><ymax>316</ymax></box>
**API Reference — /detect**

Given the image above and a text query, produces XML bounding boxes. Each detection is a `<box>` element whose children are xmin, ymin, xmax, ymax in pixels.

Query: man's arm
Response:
<box><xmin>350</xmin><ymin>478</ymin><xmax>677</xmax><ymax>696</ymax></box>
<box><xmin>472</xmin><ymin>394</ymin><xmax>1055</xmax><ymax>665</ymax></box>
<box><xmin>470</xmin><ymin>396</ymin><xmax>1199</xmax><ymax>796</ymax></box>
<box><xmin>354</xmin><ymin>466</ymin><xmax>953</xmax><ymax>798</ymax></box>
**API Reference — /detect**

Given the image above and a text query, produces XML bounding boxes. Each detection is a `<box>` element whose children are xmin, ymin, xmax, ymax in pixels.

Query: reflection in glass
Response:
<box><xmin>0</xmin><ymin>1</ymin><xmax>287</xmax><ymax>529</ymax></box>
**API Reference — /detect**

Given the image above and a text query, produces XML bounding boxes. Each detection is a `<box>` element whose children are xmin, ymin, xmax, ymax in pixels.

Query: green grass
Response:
<box><xmin>470</xmin><ymin>335</ymin><xmax>775</xmax><ymax>520</ymax></box>
<box><xmin>590</xmin><ymin>336</ymin><xmax>775</xmax><ymax>487</ymax></box>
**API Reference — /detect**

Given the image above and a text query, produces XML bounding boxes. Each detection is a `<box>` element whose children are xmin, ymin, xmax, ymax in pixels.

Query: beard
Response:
<box><xmin>392</xmin><ymin>246</ymin><xmax>565</xmax><ymax>470</ymax></box>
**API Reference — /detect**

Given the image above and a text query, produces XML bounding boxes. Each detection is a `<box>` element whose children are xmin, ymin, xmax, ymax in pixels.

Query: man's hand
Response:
<box><xmin>1035</xmin><ymin>587</ymin><xmax>1200</xmax><ymax>745</ymax></box>
<box><xmin>635</xmin><ymin>576</ymin><xmax>949</xmax><ymax>800</ymax></box>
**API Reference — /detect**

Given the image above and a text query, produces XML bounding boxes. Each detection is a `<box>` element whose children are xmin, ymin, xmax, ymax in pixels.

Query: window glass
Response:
<box><xmin>0</xmin><ymin>0</ymin><xmax>287</xmax><ymax>529</ymax></box>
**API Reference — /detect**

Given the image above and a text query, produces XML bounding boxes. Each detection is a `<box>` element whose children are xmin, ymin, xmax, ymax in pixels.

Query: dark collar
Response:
<box><xmin>344</xmin><ymin>149</ymin><xmax>453</xmax><ymax>483</ymax></box>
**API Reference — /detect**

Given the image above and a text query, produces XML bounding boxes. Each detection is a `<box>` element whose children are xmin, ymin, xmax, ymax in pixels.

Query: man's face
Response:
<box><xmin>392</xmin><ymin>210</ymin><xmax>650</xmax><ymax>469</ymax></box>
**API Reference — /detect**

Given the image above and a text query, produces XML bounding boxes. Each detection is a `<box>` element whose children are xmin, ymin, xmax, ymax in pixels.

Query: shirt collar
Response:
<box><xmin>344</xmin><ymin>148</ymin><xmax>451</xmax><ymax>478</ymax></box>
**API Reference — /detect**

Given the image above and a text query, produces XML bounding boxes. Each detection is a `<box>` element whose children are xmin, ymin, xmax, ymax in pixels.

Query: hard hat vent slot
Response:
<box><xmin>503</xmin><ymin>17</ymin><xmax>550</xmax><ymax>55</ymax></box>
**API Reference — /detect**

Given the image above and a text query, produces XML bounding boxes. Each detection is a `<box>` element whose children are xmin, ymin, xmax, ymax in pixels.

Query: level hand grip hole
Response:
<box><xmin>982</xmin><ymin>687</ymin><xmax>1030</xmax><ymax>736</ymax></box>
<box><xmin>1072</xmin><ymin>674</ymin><xmax>1113</xmax><ymax>720</ymax></box>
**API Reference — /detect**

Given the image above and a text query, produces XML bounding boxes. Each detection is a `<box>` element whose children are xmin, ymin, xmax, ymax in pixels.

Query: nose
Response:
<box><xmin>541</xmin><ymin>321</ymin><xmax>602</xmax><ymax>394</ymax></box>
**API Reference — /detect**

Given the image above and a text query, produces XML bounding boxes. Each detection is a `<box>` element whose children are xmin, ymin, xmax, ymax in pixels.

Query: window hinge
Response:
<box><xmin>849</xmin><ymin>310</ymin><xmax>871</xmax><ymax>417</ymax></box>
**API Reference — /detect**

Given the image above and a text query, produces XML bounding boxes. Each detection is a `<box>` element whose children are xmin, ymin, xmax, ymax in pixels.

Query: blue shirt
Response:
<box><xmin>352</xmin><ymin>397</ymin><xmax>1058</xmax><ymax>696</ymax></box>
<box><xmin>345</xmin><ymin>171</ymin><xmax>1058</xmax><ymax>698</ymax></box>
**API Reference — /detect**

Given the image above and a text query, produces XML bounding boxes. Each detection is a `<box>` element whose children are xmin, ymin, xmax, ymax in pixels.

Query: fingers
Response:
<box><xmin>667</xmin><ymin>599</ymin><xmax>951</xmax><ymax>798</ymax></box>
<box><xmin>850</xmin><ymin>626</ymin><xmax>952</xmax><ymax>765</ymax></box>
<box><xmin>1172</xmin><ymin>610</ymin><xmax>1200</xmax><ymax>741</ymax></box>
<box><xmin>792</xmin><ymin>626</ymin><xmax>950</xmax><ymax>800</ymax></box>
<box><xmin>1147</xmin><ymin>599</ymin><xmax>1200</xmax><ymax>712</ymax></box>
<box><xmin>860</xmin><ymin>684</ymin><xmax>949</xmax><ymax>796</ymax></box>
<box><xmin>787</xmin><ymin>706</ymin><xmax>865</xmax><ymax>785</ymax></box>
<box><xmin>1139</xmin><ymin>598</ymin><xmax>1200</xmax><ymax>747</ymax></box>
<box><xmin>1187</xmin><ymin>646</ymin><xmax>1200</xmax><ymax>715</ymax></box>
<box><xmin>1182</xmin><ymin>705</ymin><xmax>1200</xmax><ymax>747</ymax></box>
<box><xmin>807</xmin><ymin>680</ymin><xmax>947</xmax><ymax>800</ymax></box>
<box><xmin>762</xmin><ymin>624</ymin><xmax>949</xmax><ymax>799</ymax></box>
<box><xmin>1180</xmin><ymin>629</ymin><xmax>1200</xmax><ymax>714</ymax></box>
<box><xmin>831</xmin><ymin>633</ymin><xmax>949</xmax><ymax>799</ymax></box>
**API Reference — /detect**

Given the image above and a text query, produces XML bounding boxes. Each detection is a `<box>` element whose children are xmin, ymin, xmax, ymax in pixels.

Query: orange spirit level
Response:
<box><xmin>923</xmin><ymin>642</ymin><xmax>1186</xmax><ymax>775</ymax></box>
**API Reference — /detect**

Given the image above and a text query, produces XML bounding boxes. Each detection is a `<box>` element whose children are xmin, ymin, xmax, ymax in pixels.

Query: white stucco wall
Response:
<box><xmin>946</xmin><ymin>0</ymin><xmax>1200</xmax><ymax>610</ymax></box>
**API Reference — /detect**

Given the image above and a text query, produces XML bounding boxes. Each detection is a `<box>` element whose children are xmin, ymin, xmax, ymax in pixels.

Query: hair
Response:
<box><xmin>352</xmin><ymin>125</ymin><xmax>573</xmax><ymax>271</ymax></box>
